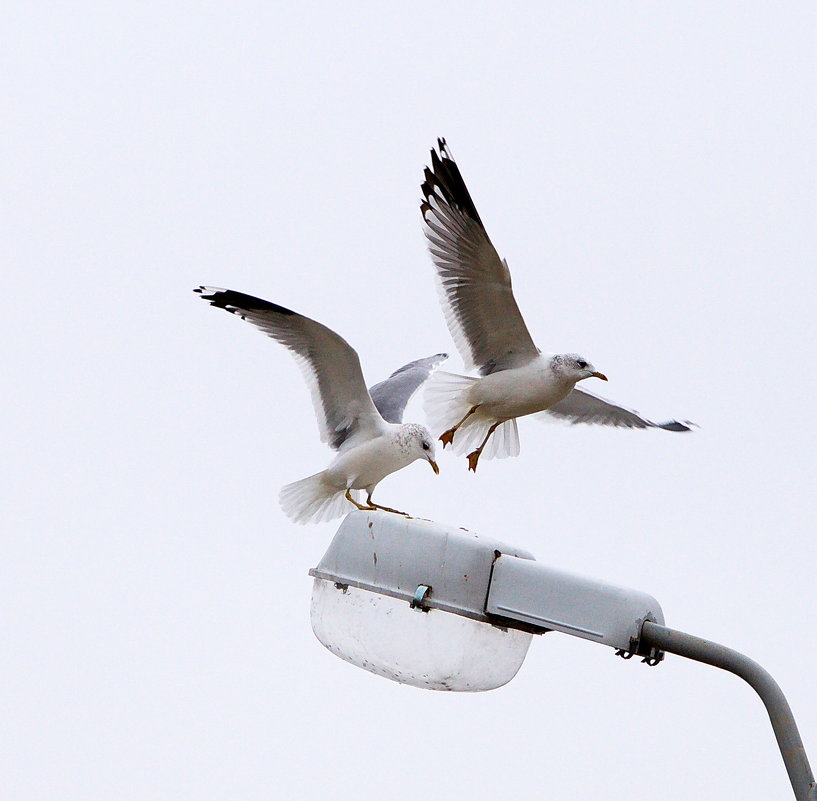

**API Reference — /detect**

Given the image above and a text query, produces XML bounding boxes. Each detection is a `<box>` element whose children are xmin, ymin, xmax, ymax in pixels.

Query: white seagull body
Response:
<box><xmin>420</xmin><ymin>139</ymin><xmax>694</xmax><ymax>471</ymax></box>
<box><xmin>468</xmin><ymin>360</ymin><xmax>574</xmax><ymax>419</ymax></box>
<box><xmin>195</xmin><ymin>287</ymin><xmax>445</xmax><ymax>523</ymax></box>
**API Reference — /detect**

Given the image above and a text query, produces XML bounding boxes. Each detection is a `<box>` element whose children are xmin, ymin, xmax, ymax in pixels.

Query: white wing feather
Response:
<box><xmin>195</xmin><ymin>287</ymin><xmax>385</xmax><ymax>450</ymax></box>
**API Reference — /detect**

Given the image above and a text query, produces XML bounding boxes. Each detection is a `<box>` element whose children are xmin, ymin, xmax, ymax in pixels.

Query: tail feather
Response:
<box><xmin>424</xmin><ymin>370</ymin><xmax>521</xmax><ymax>461</ymax></box>
<box><xmin>279</xmin><ymin>471</ymin><xmax>360</xmax><ymax>524</ymax></box>
<box><xmin>423</xmin><ymin>370</ymin><xmax>478</xmax><ymax>437</ymax></box>
<box><xmin>485</xmin><ymin>418</ymin><xmax>520</xmax><ymax>460</ymax></box>
<box><xmin>451</xmin><ymin>416</ymin><xmax>519</xmax><ymax>459</ymax></box>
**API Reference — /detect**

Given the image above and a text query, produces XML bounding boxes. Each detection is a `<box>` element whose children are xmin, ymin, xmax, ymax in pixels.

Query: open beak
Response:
<box><xmin>592</xmin><ymin>371</ymin><xmax>608</xmax><ymax>381</ymax></box>
<box><xmin>428</xmin><ymin>458</ymin><xmax>440</xmax><ymax>475</ymax></box>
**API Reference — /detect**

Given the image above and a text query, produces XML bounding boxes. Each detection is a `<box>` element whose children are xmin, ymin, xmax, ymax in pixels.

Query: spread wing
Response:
<box><xmin>195</xmin><ymin>287</ymin><xmax>385</xmax><ymax>450</ymax></box>
<box><xmin>368</xmin><ymin>353</ymin><xmax>448</xmax><ymax>423</ymax></box>
<box><xmin>421</xmin><ymin>138</ymin><xmax>539</xmax><ymax>376</ymax></box>
<box><xmin>543</xmin><ymin>387</ymin><xmax>695</xmax><ymax>431</ymax></box>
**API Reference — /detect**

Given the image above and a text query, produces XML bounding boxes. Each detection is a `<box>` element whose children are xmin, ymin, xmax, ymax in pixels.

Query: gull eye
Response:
<box><xmin>422</xmin><ymin>442</ymin><xmax>430</xmax><ymax>451</ymax></box>
<box><xmin>577</xmin><ymin>360</ymin><xmax>588</xmax><ymax>369</ymax></box>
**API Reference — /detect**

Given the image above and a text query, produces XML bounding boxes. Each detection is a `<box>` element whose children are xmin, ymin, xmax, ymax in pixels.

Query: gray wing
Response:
<box><xmin>368</xmin><ymin>353</ymin><xmax>448</xmax><ymax>424</ymax></box>
<box><xmin>195</xmin><ymin>287</ymin><xmax>384</xmax><ymax>450</ymax></box>
<box><xmin>543</xmin><ymin>387</ymin><xmax>695</xmax><ymax>431</ymax></box>
<box><xmin>421</xmin><ymin>138</ymin><xmax>540</xmax><ymax>376</ymax></box>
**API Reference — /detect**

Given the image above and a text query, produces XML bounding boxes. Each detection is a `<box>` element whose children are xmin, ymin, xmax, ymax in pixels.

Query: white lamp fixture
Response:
<box><xmin>309</xmin><ymin>513</ymin><xmax>535</xmax><ymax>691</ymax></box>
<box><xmin>309</xmin><ymin>512</ymin><xmax>815</xmax><ymax>801</ymax></box>
<box><xmin>309</xmin><ymin>511</ymin><xmax>663</xmax><ymax>691</ymax></box>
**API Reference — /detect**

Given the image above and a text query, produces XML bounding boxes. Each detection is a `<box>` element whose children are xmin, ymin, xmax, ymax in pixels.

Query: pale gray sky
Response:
<box><xmin>3</xmin><ymin>3</ymin><xmax>816</xmax><ymax>799</ymax></box>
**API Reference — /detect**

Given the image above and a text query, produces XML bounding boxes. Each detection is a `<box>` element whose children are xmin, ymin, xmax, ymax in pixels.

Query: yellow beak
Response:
<box><xmin>592</xmin><ymin>371</ymin><xmax>608</xmax><ymax>381</ymax></box>
<box><xmin>429</xmin><ymin>459</ymin><xmax>440</xmax><ymax>475</ymax></box>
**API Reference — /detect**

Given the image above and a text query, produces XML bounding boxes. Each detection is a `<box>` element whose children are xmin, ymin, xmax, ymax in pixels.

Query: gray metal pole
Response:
<box><xmin>640</xmin><ymin>622</ymin><xmax>816</xmax><ymax>801</ymax></box>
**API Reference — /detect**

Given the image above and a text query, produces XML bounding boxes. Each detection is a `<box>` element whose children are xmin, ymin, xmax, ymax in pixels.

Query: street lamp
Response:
<box><xmin>309</xmin><ymin>511</ymin><xmax>816</xmax><ymax>801</ymax></box>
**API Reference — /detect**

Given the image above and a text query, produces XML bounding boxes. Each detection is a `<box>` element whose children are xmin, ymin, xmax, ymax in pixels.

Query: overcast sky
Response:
<box><xmin>4</xmin><ymin>3</ymin><xmax>817</xmax><ymax>800</ymax></box>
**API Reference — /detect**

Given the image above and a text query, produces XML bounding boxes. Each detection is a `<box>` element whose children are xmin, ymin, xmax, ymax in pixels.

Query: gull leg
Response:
<box><xmin>440</xmin><ymin>405</ymin><xmax>480</xmax><ymax>448</ymax></box>
<box><xmin>345</xmin><ymin>488</ymin><xmax>374</xmax><ymax>511</ymax></box>
<box><xmin>466</xmin><ymin>420</ymin><xmax>502</xmax><ymax>473</ymax></box>
<box><xmin>366</xmin><ymin>494</ymin><xmax>410</xmax><ymax>517</ymax></box>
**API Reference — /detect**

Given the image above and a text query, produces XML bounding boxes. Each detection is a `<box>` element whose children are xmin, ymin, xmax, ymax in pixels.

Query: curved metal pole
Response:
<box><xmin>640</xmin><ymin>622</ymin><xmax>816</xmax><ymax>801</ymax></box>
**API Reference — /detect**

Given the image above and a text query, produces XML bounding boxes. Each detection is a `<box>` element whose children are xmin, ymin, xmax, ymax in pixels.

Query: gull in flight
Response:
<box><xmin>195</xmin><ymin>287</ymin><xmax>444</xmax><ymax>523</ymax></box>
<box><xmin>420</xmin><ymin>139</ymin><xmax>694</xmax><ymax>472</ymax></box>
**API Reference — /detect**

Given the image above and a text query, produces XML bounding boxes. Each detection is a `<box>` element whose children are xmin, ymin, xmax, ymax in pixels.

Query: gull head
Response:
<box><xmin>552</xmin><ymin>353</ymin><xmax>608</xmax><ymax>384</ymax></box>
<box><xmin>399</xmin><ymin>423</ymin><xmax>440</xmax><ymax>475</ymax></box>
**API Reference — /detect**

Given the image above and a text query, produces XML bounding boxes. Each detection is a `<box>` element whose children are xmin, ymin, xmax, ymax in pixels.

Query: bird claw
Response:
<box><xmin>439</xmin><ymin>429</ymin><xmax>456</xmax><ymax>447</ymax></box>
<box><xmin>467</xmin><ymin>450</ymin><xmax>481</xmax><ymax>472</ymax></box>
<box><xmin>370</xmin><ymin>504</ymin><xmax>410</xmax><ymax>517</ymax></box>
<box><xmin>345</xmin><ymin>490</ymin><xmax>375</xmax><ymax>512</ymax></box>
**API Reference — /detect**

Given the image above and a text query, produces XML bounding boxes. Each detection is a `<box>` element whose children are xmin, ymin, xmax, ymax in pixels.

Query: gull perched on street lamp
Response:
<box><xmin>195</xmin><ymin>287</ymin><xmax>444</xmax><ymax>523</ymax></box>
<box><xmin>420</xmin><ymin>139</ymin><xmax>693</xmax><ymax>472</ymax></box>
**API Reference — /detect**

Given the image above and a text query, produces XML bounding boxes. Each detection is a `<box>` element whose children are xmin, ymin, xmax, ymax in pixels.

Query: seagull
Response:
<box><xmin>420</xmin><ymin>139</ymin><xmax>694</xmax><ymax>472</ymax></box>
<box><xmin>195</xmin><ymin>287</ymin><xmax>445</xmax><ymax>523</ymax></box>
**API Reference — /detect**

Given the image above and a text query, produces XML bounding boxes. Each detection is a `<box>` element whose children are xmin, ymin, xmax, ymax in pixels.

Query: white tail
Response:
<box><xmin>447</xmin><ymin>416</ymin><xmax>520</xmax><ymax>459</ymax></box>
<box><xmin>424</xmin><ymin>371</ymin><xmax>521</xmax><ymax>461</ymax></box>
<box><xmin>279</xmin><ymin>471</ymin><xmax>360</xmax><ymax>525</ymax></box>
<box><xmin>423</xmin><ymin>370</ymin><xmax>478</xmax><ymax>437</ymax></box>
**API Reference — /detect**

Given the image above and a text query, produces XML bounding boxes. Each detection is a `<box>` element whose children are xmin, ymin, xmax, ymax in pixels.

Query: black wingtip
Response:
<box><xmin>421</xmin><ymin>138</ymin><xmax>485</xmax><ymax>228</ymax></box>
<box><xmin>657</xmin><ymin>420</ymin><xmax>697</xmax><ymax>432</ymax></box>
<box><xmin>194</xmin><ymin>286</ymin><xmax>296</xmax><ymax>316</ymax></box>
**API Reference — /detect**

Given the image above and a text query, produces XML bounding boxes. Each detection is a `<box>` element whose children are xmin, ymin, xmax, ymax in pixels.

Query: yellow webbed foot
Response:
<box><xmin>439</xmin><ymin>428</ymin><xmax>456</xmax><ymax>448</ymax></box>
